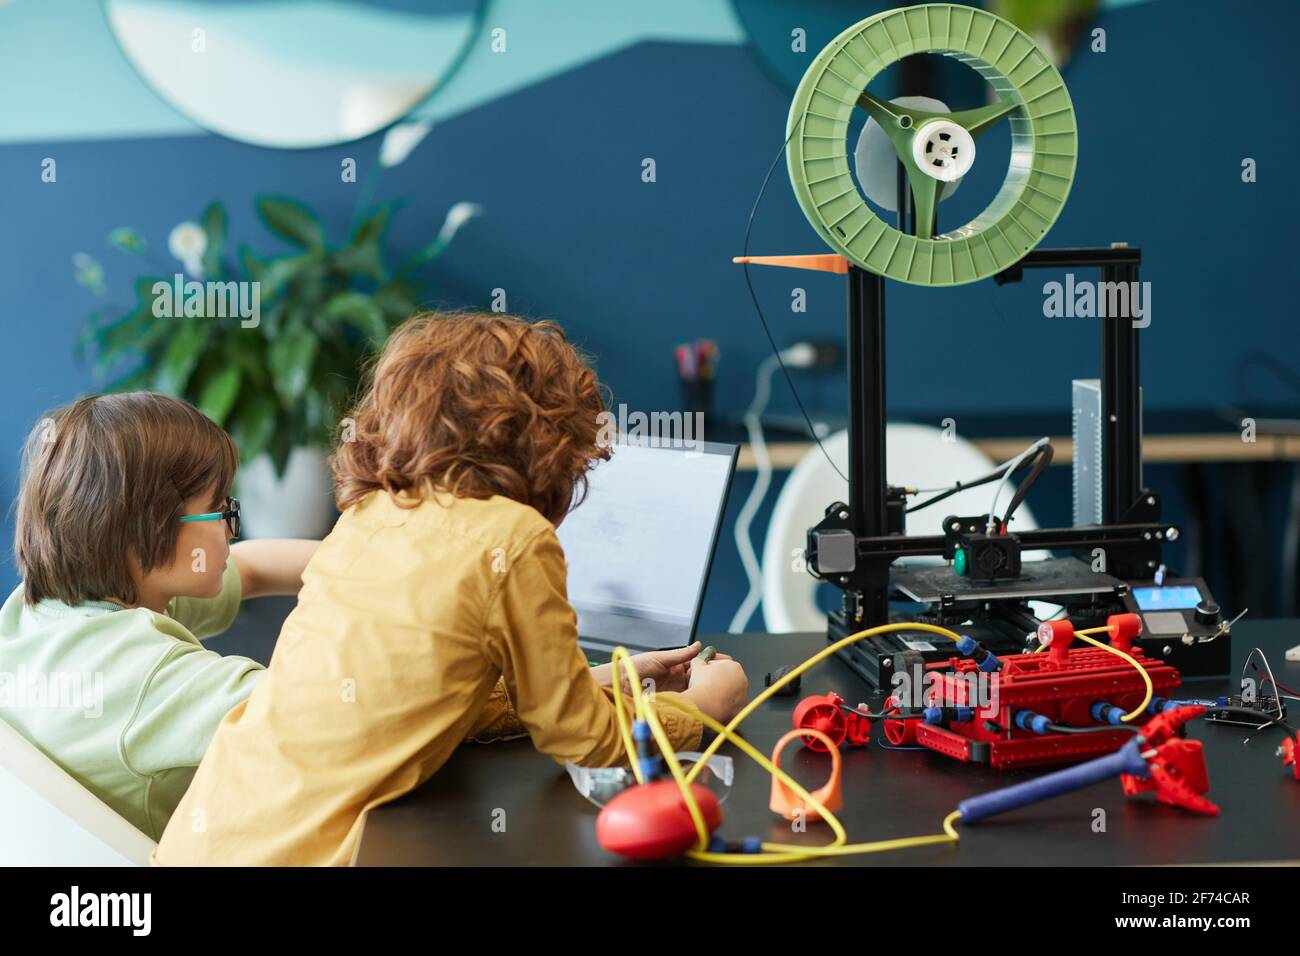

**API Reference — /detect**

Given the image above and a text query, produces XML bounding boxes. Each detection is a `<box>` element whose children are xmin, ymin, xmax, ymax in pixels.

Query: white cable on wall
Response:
<box><xmin>729</xmin><ymin>345</ymin><xmax>816</xmax><ymax>633</ymax></box>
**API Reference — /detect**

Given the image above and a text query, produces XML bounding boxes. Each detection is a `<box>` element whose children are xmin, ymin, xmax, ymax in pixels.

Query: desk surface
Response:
<box><xmin>356</xmin><ymin>621</ymin><xmax>1300</xmax><ymax>866</ymax></box>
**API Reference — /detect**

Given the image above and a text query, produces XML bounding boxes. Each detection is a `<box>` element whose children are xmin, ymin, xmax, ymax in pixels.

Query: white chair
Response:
<box><xmin>761</xmin><ymin>425</ymin><xmax>1041</xmax><ymax>632</ymax></box>
<box><xmin>0</xmin><ymin>718</ymin><xmax>156</xmax><ymax>865</ymax></box>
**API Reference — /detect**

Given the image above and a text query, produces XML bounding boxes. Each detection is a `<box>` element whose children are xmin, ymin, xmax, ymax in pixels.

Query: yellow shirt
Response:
<box><xmin>154</xmin><ymin>490</ymin><xmax>703</xmax><ymax>865</ymax></box>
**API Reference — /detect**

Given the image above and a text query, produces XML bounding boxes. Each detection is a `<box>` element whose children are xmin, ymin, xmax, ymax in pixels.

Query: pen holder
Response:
<box><xmin>680</xmin><ymin>378</ymin><xmax>712</xmax><ymax>421</ymax></box>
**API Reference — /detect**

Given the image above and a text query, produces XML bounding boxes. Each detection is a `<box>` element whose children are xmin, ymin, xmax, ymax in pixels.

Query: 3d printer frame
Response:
<box><xmin>802</xmin><ymin>245</ymin><xmax>1212</xmax><ymax>685</ymax></box>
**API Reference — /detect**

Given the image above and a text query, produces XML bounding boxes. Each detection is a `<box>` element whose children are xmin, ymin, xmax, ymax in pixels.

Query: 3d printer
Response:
<box><xmin>736</xmin><ymin>4</ymin><xmax>1233</xmax><ymax>689</ymax></box>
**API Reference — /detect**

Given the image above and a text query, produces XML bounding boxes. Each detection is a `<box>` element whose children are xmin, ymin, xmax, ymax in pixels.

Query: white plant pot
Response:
<box><xmin>236</xmin><ymin>447</ymin><xmax>337</xmax><ymax>540</ymax></box>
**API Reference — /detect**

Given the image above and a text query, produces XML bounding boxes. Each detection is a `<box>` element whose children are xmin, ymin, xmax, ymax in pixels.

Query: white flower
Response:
<box><xmin>437</xmin><ymin>202</ymin><xmax>483</xmax><ymax>244</ymax></box>
<box><xmin>379</xmin><ymin>119</ymin><xmax>434</xmax><ymax>168</ymax></box>
<box><xmin>168</xmin><ymin>221</ymin><xmax>207</xmax><ymax>277</ymax></box>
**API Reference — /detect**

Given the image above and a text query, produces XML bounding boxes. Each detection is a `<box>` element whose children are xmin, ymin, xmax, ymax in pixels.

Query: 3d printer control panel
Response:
<box><xmin>1119</xmin><ymin>576</ymin><xmax>1226</xmax><ymax>642</ymax></box>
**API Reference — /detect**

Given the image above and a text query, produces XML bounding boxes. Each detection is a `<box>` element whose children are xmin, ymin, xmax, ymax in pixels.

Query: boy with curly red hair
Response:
<box><xmin>155</xmin><ymin>312</ymin><xmax>748</xmax><ymax>865</ymax></box>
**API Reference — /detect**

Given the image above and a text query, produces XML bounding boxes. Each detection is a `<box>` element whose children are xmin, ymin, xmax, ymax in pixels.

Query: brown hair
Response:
<box><xmin>15</xmin><ymin>392</ymin><xmax>238</xmax><ymax>606</ymax></box>
<box><xmin>332</xmin><ymin>311</ymin><xmax>610</xmax><ymax>524</ymax></box>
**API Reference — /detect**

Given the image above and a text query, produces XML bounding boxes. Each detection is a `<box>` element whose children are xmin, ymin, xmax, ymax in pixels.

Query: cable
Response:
<box><xmin>1046</xmin><ymin>722</ymin><xmax>1141</xmax><ymax>735</ymax></box>
<box><xmin>741</xmin><ymin>125</ymin><xmax>847</xmax><ymax>483</ymax></box>
<box><xmin>1073</xmin><ymin>627</ymin><xmax>1153</xmax><ymax>721</ymax></box>
<box><xmin>905</xmin><ymin>437</ymin><xmax>1048</xmax><ymax>516</ymax></box>
<box><xmin>609</xmin><ymin>624</ymin><xmax>965</xmax><ymax>864</ymax></box>
<box><xmin>1205</xmin><ymin>703</ymin><xmax>1296</xmax><ymax>736</ymax></box>
<box><xmin>1001</xmin><ymin>442</ymin><xmax>1053</xmax><ymax>530</ymax></box>
<box><xmin>987</xmin><ymin>437</ymin><xmax>1050</xmax><ymax>533</ymax></box>
<box><xmin>729</xmin><ymin>352</ymin><xmax>792</xmax><ymax>633</ymax></box>
<box><xmin>905</xmin><ymin>468</ymin><xmax>1004</xmax><ymax>514</ymax></box>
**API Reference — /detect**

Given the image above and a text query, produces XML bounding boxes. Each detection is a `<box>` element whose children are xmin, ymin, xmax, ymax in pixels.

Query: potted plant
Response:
<box><xmin>77</xmin><ymin>196</ymin><xmax>480</xmax><ymax>537</ymax></box>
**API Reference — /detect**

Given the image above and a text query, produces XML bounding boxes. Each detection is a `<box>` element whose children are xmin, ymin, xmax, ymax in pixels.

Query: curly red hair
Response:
<box><xmin>332</xmin><ymin>311</ymin><xmax>610</xmax><ymax>523</ymax></box>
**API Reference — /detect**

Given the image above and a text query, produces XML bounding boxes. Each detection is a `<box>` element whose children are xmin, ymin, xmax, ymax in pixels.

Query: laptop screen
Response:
<box><xmin>557</xmin><ymin>440</ymin><xmax>737</xmax><ymax>652</ymax></box>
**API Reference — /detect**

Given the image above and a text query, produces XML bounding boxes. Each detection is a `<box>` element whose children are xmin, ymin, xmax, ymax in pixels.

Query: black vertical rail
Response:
<box><xmin>896</xmin><ymin>162</ymin><xmax>914</xmax><ymax>237</ymax></box>
<box><xmin>1101</xmin><ymin>259</ymin><xmax>1142</xmax><ymax>522</ymax></box>
<box><xmin>847</xmin><ymin>267</ymin><xmax>887</xmax><ymax>543</ymax></box>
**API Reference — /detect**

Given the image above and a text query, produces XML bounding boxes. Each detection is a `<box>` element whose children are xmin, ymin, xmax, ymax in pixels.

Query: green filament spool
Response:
<box><xmin>787</xmin><ymin>4</ymin><xmax>1078</xmax><ymax>286</ymax></box>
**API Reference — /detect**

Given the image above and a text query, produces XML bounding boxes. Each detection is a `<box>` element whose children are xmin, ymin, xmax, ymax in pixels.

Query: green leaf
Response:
<box><xmin>226</xmin><ymin>333</ymin><xmax>270</xmax><ymax>389</ymax></box>
<box><xmin>352</xmin><ymin>202</ymin><xmax>399</xmax><ymax>247</ymax></box>
<box><xmin>331</xmin><ymin>241</ymin><xmax>385</xmax><ymax>282</ymax></box>
<box><xmin>201</xmin><ymin>202</ymin><xmax>228</xmax><ymax>278</ymax></box>
<box><xmin>232</xmin><ymin>393</ymin><xmax>277</xmax><ymax>465</ymax></box>
<box><xmin>93</xmin><ymin>309</ymin><xmax>168</xmax><ymax>377</ymax></box>
<box><xmin>134</xmin><ymin>275</ymin><xmax>169</xmax><ymax>313</ymax></box>
<box><xmin>154</xmin><ymin>320</ymin><xmax>211</xmax><ymax>396</ymax></box>
<box><xmin>323</xmin><ymin>292</ymin><xmax>387</xmax><ymax>343</ymax></box>
<box><xmin>394</xmin><ymin>237</ymin><xmax>449</xmax><ymax>279</ymax></box>
<box><xmin>256</xmin><ymin>196</ymin><xmax>324</xmax><ymax>249</ymax></box>
<box><xmin>241</xmin><ymin>245</ymin><xmax>320</xmax><ymax>301</ymax></box>
<box><xmin>267</xmin><ymin>322</ymin><xmax>319</xmax><ymax>403</ymax></box>
<box><xmin>196</xmin><ymin>364</ymin><xmax>243</xmax><ymax>425</ymax></box>
<box><xmin>375</xmin><ymin>278</ymin><xmax>418</xmax><ymax>323</ymax></box>
<box><xmin>108</xmin><ymin>226</ymin><xmax>147</xmax><ymax>255</ymax></box>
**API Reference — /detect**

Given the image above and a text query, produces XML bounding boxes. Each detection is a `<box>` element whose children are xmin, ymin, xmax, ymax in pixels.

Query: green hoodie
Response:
<box><xmin>0</xmin><ymin>559</ymin><xmax>262</xmax><ymax>839</ymax></box>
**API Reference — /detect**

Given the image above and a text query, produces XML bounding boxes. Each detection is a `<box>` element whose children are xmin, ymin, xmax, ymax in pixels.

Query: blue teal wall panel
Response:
<box><xmin>1</xmin><ymin>0</ymin><xmax>1295</xmax><ymax>629</ymax></box>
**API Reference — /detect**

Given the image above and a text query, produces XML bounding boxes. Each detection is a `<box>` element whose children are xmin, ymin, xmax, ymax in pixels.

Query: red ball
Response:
<box><xmin>596</xmin><ymin>780</ymin><xmax>722</xmax><ymax>860</ymax></box>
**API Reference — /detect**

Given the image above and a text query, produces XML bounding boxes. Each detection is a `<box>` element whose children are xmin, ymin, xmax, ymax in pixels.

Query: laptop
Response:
<box><xmin>556</xmin><ymin>439</ymin><xmax>738</xmax><ymax>653</ymax></box>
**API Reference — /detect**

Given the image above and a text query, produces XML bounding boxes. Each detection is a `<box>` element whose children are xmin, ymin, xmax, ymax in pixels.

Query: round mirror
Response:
<box><xmin>103</xmin><ymin>0</ymin><xmax>482</xmax><ymax>149</ymax></box>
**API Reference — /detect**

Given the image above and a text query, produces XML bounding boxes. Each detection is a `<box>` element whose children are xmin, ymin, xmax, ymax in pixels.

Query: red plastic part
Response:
<box><xmin>1037</xmin><ymin>619</ymin><xmax>1075</xmax><ymax>666</ymax></box>
<box><xmin>792</xmin><ymin>692</ymin><xmax>870</xmax><ymax>751</ymax></box>
<box><xmin>1106</xmin><ymin>612</ymin><xmax>1142</xmax><ymax>651</ymax></box>
<box><xmin>881</xmin><ymin>694</ymin><xmax>917</xmax><ymax>746</ymax></box>
<box><xmin>1119</xmin><ymin>705</ymin><xmax>1219</xmax><ymax>815</ymax></box>
<box><xmin>770</xmin><ymin>728</ymin><xmax>843</xmax><ymax>821</ymax></box>
<box><xmin>1279</xmin><ymin>733</ymin><xmax>1300</xmax><ymax>780</ymax></box>
<box><xmin>913</xmin><ymin>624</ymin><xmax>1182</xmax><ymax>770</ymax></box>
<box><xmin>596</xmin><ymin>780</ymin><xmax>722</xmax><ymax>860</ymax></box>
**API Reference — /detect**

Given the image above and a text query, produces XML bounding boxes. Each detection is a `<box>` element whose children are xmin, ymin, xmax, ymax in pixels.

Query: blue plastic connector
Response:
<box><xmin>633</xmin><ymin>720</ymin><xmax>659</xmax><ymax>780</ymax></box>
<box><xmin>1014</xmin><ymin>709</ymin><xmax>1051</xmax><ymax>734</ymax></box>
<box><xmin>1091</xmin><ymin>701</ymin><xmax>1126</xmax><ymax>725</ymax></box>
<box><xmin>741</xmin><ymin>835</ymin><xmax>762</xmax><ymax>854</ymax></box>
<box><xmin>956</xmin><ymin>634</ymin><xmax>1003</xmax><ymax>672</ymax></box>
<box><xmin>923</xmin><ymin>705</ymin><xmax>974</xmax><ymax>725</ymax></box>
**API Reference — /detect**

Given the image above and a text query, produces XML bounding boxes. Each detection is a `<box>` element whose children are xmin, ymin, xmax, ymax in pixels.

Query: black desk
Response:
<box><xmin>356</xmin><ymin>622</ymin><xmax>1300</xmax><ymax>866</ymax></box>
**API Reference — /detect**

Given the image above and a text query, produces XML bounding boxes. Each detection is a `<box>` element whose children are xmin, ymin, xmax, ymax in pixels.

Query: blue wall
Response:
<box><xmin>2</xmin><ymin>0</ymin><xmax>1296</xmax><ymax>631</ymax></box>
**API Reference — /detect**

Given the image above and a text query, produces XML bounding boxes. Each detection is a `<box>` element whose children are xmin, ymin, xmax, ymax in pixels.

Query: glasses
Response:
<box><xmin>178</xmin><ymin>496</ymin><xmax>241</xmax><ymax>540</ymax></box>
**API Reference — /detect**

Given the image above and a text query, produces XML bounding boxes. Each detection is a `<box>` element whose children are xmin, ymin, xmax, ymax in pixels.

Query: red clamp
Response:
<box><xmin>792</xmin><ymin>692</ymin><xmax>871</xmax><ymax>751</ymax></box>
<box><xmin>1279</xmin><ymin>733</ymin><xmax>1300</xmax><ymax>780</ymax></box>
<box><xmin>1120</xmin><ymin>705</ymin><xmax>1219</xmax><ymax>815</ymax></box>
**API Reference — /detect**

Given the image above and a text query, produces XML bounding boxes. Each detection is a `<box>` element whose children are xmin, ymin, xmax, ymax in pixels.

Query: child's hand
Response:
<box><xmin>684</xmin><ymin>654</ymin><xmax>749</xmax><ymax>724</ymax></box>
<box><xmin>591</xmin><ymin>642</ymin><xmax>702</xmax><ymax>694</ymax></box>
